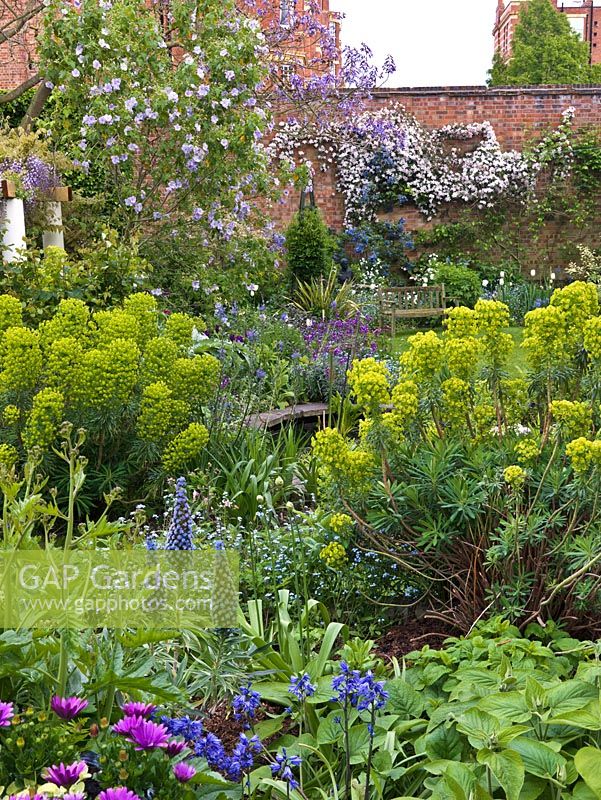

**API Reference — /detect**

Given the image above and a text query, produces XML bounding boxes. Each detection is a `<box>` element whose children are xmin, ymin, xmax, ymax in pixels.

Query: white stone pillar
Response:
<box><xmin>1</xmin><ymin>198</ymin><xmax>27</xmax><ymax>263</ymax></box>
<box><xmin>42</xmin><ymin>201</ymin><xmax>65</xmax><ymax>249</ymax></box>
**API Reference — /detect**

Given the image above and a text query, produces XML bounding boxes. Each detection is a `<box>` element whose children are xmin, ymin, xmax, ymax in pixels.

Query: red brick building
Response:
<box><xmin>494</xmin><ymin>0</ymin><xmax>601</xmax><ymax>64</ymax></box>
<box><xmin>252</xmin><ymin>0</ymin><xmax>341</xmax><ymax>79</ymax></box>
<box><xmin>0</xmin><ymin>0</ymin><xmax>341</xmax><ymax>92</ymax></box>
<box><xmin>0</xmin><ymin>0</ymin><xmax>41</xmax><ymax>91</ymax></box>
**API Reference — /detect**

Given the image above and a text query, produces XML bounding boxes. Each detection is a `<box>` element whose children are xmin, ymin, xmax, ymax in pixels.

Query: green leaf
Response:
<box><xmin>310</xmin><ymin>621</ymin><xmax>347</xmax><ymax>680</ymax></box>
<box><xmin>508</xmin><ymin>738</ymin><xmax>566</xmax><ymax>779</ymax></box>
<box><xmin>477</xmin><ymin>748</ymin><xmax>524</xmax><ymax>800</ymax></box>
<box><xmin>456</xmin><ymin>709</ymin><xmax>500</xmax><ymax>749</ymax></box>
<box><xmin>546</xmin><ymin>680</ymin><xmax>598</xmax><ymax>715</ymax></box>
<box><xmin>349</xmin><ymin>724</ymin><xmax>371</xmax><ymax>764</ymax></box>
<box><xmin>477</xmin><ymin>692</ymin><xmax>531</xmax><ymax>723</ymax></box>
<box><xmin>423</xmin><ymin>725</ymin><xmax>464</xmax><ymax>761</ymax></box>
<box><xmin>316</xmin><ymin>712</ymin><xmax>342</xmax><ymax>745</ymax></box>
<box><xmin>550</xmin><ymin>700</ymin><xmax>601</xmax><ymax>730</ymax></box>
<box><xmin>519</xmin><ymin>776</ymin><xmax>547</xmax><ymax>800</ymax></box>
<box><xmin>524</xmin><ymin>677</ymin><xmax>547</xmax><ymax>712</ymax></box>
<box><xmin>575</xmin><ymin>747</ymin><xmax>601</xmax><ymax>798</ymax></box>
<box><xmin>372</xmin><ymin>749</ymin><xmax>393</xmax><ymax>775</ymax></box>
<box><xmin>386</xmin><ymin>678</ymin><xmax>424</xmax><ymax>718</ymax></box>
<box><xmin>573</xmin><ymin>781</ymin><xmax>601</xmax><ymax>800</ymax></box>
<box><xmin>253</xmin><ymin>714</ymin><xmax>285</xmax><ymax>741</ymax></box>
<box><xmin>434</xmin><ymin>762</ymin><xmax>480</xmax><ymax>800</ymax></box>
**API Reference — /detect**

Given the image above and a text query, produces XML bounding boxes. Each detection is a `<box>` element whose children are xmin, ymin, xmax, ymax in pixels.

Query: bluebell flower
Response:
<box><xmin>232</xmin><ymin>683</ymin><xmax>261</xmax><ymax>725</ymax></box>
<box><xmin>225</xmin><ymin>733</ymin><xmax>262</xmax><ymax>781</ymax></box>
<box><xmin>161</xmin><ymin>714</ymin><xmax>204</xmax><ymax>741</ymax></box>
<box><xmin>356</xmin><ymin>672</ymin><xmax>388</xmax><ymax>712</ymax></box>
<box><xmin>255</xmin><ymin>368</ymin><xmax>267</xmax><ymax>380</ymax></box>
<box><xmin>194</xmin><ymin>732</ymin><xmax>227</xmax><ymax>771</ymax></box>
<box><xmin>288</xmin><ymin>673</ymin><xmax>316</xmax><ymax>702</ymax></box>
<box><xmin>332</xmin><ymin>663</ymin><xmax>388</xmax><ymax>712</ymax></box>
<box><xmin>166</xmin><ymin>477</ymin><xmax>195</xmax><ymax>550</ymax></box>
<box><xmin>331</xmin><ymin>661</ymin><xmax>362</xmax><ymax>705</ymax></box>
<box><xmin>271</xmin><ymin>749</ymin><xmax>302</xmax><ymax>789</ymax></box>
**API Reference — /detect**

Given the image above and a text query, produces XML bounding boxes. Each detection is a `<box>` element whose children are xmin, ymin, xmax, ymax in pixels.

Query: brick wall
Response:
<box><xmin>268</xmin><ymin>85</ymin><xmax>601</xmax><ymax>243</ymax></box>
<box><xmin>0</xmin><ymin>0</ymin><xmax>40</xmax><ymax>92</ymax></box>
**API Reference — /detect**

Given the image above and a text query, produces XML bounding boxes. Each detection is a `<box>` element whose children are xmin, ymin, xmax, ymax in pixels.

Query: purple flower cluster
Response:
<box><xmin>332</xmin><ymin>662</ymin><xmax>388</xmax><ymax>712</ymax></box>
<box><xmin>121</xmin><ymin>701</ymin><xmax>156</xmax><ymax>718</ymax></box>
<box><xmin>288</xmin><ymin>673</ymin><xmax>316</xmax><ymax>702</ymax></box>
<box><xmin>113</xmin><ymin>716</ymin><xmax>170</xmax><ymax>750</ymax></box>
<box><xmin>232</xmin><ymin>683</ymin><xmax>261</xmax><ymax>726</ymax></box>
<box><xmin>44</xmin><ymin>761</ymin><xmax>87</xmax><ymax>788</ymax></box>
<box><xmin>166</xmin><ymin>477</ymin><xmax>195</xmax><ymax>550</ymax></box>
<box><xmin>162</xmin><ymin>685</ymin><xmax>263</xmax><ymax>782</ymax></box>
<box><xmin>173</xmin><ymin>762</ymin><xmax>196</xmax><ymax>783</ymax></box>
<box><xmin>97</xmin><ymin>790</ymin><xmax>140</xmax><ymax>800</ymax></box>
<box><xmin>303</xmin><ymin>316</ymin><xmax>380</xmax><ymax>367</ymax></box>
<box><xmin>0</xmin><ymin>157</ymin><xmax>60</xmax><ymax>204</ymax></box>
<box><xmin>271</xmin><ymin>749</ymin><xmax>302</xmax><ymax>789</ymax></box>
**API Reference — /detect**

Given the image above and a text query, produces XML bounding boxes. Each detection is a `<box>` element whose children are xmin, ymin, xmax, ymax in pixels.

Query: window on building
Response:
<box><xmin>568</xmin><ymin>15</ymin><xmax>586</xmax><ymax>38</ymax></box>
<box><xmin>280</xmin><ymin>63</ymin><xmax>295</xmax><ymax>81</ymax></box>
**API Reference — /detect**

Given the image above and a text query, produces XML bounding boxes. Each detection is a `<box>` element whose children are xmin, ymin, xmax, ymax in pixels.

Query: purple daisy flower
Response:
<box><xmin>173</xmin><ymin>762</ymin><xmax>197</xmax><ymax>783</ymax></box>
<box><xmin>44</xmin><ymin>761</ymin><xmax>87</xmax><ymax>788</ymax></box>
<box><xmin>165</xmin><ymin>739</ymin><xmax>188</xmax><ymax>757</ymax></box>
<box><xmin>97</xmin><ymin>790</ymin><xmax>141</xmax><ymax>800</ymax></box>
<box><xmin>113</xmin><ymin>715</ymin><xmax>144</xmax><ymax>736</ymax></box>
<box><xmin>50</xmin><ymin>696</ymin><xmax>88</xmax><ymax>720</ymax></box>
<box><xmin>9</xmin><ymin>795</ymin><xmax>47</xmax><ymax>800</ymax></box>
<box><xmin>121</xmin><ymin>702</ymin><xmax>156</xmax><ymax>718</ymax></box>
<box><xmin>0</xmin><ymin>701</ymin><xmax>14</xmax><ymax>727</ymax></box>
<box><xmin>64</xmin><ymin>794</ymin><xmax>86</xmax><ymax>800</ymax></box>
<box><xmin>126</xmin><ymin>719</ymin><xmax>170</xmax><ymax>750</ymax></box>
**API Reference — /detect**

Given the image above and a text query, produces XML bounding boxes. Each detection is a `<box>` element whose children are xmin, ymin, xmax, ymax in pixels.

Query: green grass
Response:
<box><xmin>390</xmin><ymin>325</ymin><xmax>527</xmax><ymax>377</ymax></box>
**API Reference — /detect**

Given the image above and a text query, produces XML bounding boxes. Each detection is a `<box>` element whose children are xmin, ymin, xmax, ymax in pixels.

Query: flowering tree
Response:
<box><xmin>0</xmin><ymin>0</ymin><xmax>396</xmax><ymax>266</ymax></box>
<box><xmin>33</xmin><ymin>0</ymin><xmax>272</xmax><ymax>242</ymax></box>
<box><xmin>239</xmin><ymin>0</ymin><xmax>395</xmax><ymax>133</ymax></box>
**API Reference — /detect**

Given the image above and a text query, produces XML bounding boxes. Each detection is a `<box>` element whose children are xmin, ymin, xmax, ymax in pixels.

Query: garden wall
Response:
<box><xmin>266</xmin><ymin>85</ymin><xmax>601</xmax><ymax>264</ymax></box>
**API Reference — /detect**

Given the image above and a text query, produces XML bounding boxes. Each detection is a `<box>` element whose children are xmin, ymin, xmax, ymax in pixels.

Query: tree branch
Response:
<box><xmin>0</xmin><ymin>1</ymin><xmax>44</xmax><ymax>45</ymax></box>
<box><xmin>21</xmin><ymin>81</ymin><xmax>51</xmax><ymax>129</ymax></box>
<box><xmin>0</xmin><ymin>73</ymin><xmax>40</xmax><ymax>104</ymax></box>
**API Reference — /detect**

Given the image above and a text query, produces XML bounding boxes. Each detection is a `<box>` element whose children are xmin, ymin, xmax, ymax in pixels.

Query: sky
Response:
<box><xmin>335</xmin><ymin>0</ymin><xmax>499</xmax><ymax>87</ymax></box>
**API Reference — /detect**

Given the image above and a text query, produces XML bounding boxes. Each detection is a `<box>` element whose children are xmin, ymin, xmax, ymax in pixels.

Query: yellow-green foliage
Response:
<box><xmin>0</xmin><ymin>292</ymin><xmax>219</xmax><ymax>476</ymax></box>
<box><xmin>0</xmin><ymin>295</ymin><xmax>23</xmax><ymax>332</ymax></box>
<box><xmin>550</xmin><ymin>400</ymin><xmax>592</xmax><ymax>440</ymax></box>
<box><xmin>319</xmin><ymin>541</ymin><xmax>347</xmax><ymax>569</ymax></box>
<box><xmin>162</xmin><ymin>422</ymin><xmax>210</xmax><ymax>473</ymax></box>
<box><xmin>524</xmin><ymin>281</ymin><xmax>599</xmax><ymax>371</ymax></box>
<box><xmin>312</xmin><ymin>287</ymin><xmax>601</xmax><ymax>488</ymax></box>
<box><xmin>23</xmin><ymin>388</ymin><xmax>64</xmax><ymax>450</ymax></box>
<box><xmin>347</xmin><ymin>358</ymin><xmax>390</xmax><ymax>415</ymax></box>
<box><xmin>137</xmin><ymin>382</ymin><xmax>189</xmax><ymax>441</ymax></box>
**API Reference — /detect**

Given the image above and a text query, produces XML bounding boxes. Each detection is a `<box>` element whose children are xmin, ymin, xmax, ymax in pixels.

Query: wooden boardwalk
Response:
<box><xmin>246</xmin><ymin>402</ymin><xmax>329</xmax><ymax>430</ymax></box>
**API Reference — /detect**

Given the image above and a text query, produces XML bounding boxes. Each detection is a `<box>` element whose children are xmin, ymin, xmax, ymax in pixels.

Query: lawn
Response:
<box><xmin>390</xmin><ymin>325</ymin><xmax>527</xmax><ymax>376</ymax></box>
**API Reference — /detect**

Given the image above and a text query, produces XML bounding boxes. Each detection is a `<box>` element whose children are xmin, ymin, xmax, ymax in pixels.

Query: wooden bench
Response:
<box><xmin>378</xmin><ymin>285</ymin><xmax>446</xmax><ymax>336</ymax></box>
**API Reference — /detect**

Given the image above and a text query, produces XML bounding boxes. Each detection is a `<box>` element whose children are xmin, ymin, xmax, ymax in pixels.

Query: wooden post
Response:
<box><xmin>1</xmin><ymin>180</ymin><xmax>26</xmax><ymax>263</ymax></box>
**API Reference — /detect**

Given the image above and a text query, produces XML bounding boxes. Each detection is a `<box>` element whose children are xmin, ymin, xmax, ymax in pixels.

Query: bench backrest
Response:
<box><xmin>378</xmin><ymin>285</ymin><xmax>446</xmax><ymax>312</ymax></box>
